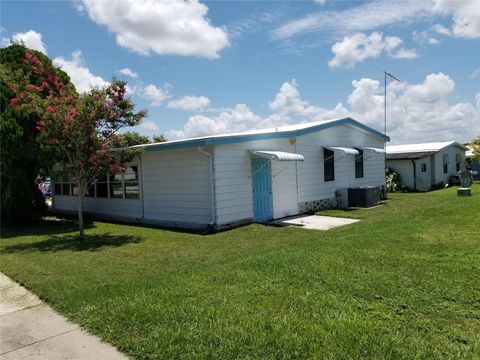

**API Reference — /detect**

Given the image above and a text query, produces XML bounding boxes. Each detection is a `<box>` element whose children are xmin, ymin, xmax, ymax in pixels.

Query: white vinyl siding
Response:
<box><xmin>141</xmin><ymin>148</ymin><xmax>211</xmax><ymax>226</ymax></box>
<box><xmin>214</xmin><ymin>138</ymin><xmax>299</xmax><ymax>226</ymax></box>
<box><xmin>54</xmin><ymin>196</ymin><xmax>141</xmax><ymax>220</ymax></box>
<box><xmin>386</xmin><ymin>158</ymin><xmax>432</xmax><ymax>191</ymax></box>
<box><xmin>296</xmin><ymin>125</ymin><xmax>385</xmax><ymax>202</ymax></box>
<box><xmin>433</xmin><ymin>146</ymin><xmax>466</xmax><ymax>185</ymax></box>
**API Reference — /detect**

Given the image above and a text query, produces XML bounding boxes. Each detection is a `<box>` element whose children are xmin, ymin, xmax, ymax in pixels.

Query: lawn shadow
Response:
<box><xmin>1</xmin><ymin>218</ymin><xmax>94</xmax><ymax>239</ymax></box>
<box><xmin>1</xmin><ymin>233</ymin><xmax>143</xmax><ymax>253</ymax></box>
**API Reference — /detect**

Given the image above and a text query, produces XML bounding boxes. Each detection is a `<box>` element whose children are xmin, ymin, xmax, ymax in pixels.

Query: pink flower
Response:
<box><xmin>10</xmin><ymin>98</ymin><xmax>19</xmax><ymax>107</ymax></box>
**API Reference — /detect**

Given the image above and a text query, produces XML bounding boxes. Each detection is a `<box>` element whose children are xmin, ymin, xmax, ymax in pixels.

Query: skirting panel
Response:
<box><xmin>298</xmin><ymin>197</ymin><xmax>337</xmax><ymax>213</ymax></box>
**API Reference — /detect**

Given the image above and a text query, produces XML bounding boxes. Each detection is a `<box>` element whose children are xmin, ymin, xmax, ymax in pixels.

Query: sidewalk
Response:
<box><xmin>0</xmin><ymin>273</ymin><xmax>127</xmax><ymax>359</ymax></box>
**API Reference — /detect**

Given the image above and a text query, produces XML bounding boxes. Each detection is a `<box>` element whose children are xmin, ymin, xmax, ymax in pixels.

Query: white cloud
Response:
<box><xmin>166</xmin><ymin>104</ymin><xmax>268</xmax><ymax>140</ymax></box>
<box><xmin>167</xmin><ymin>95</ymin><xmax>211</xmax><ymax>110</ymax></box>
<box><xmin>167</xmin><ymin>81</ymin><xmax>348</xmax><ymax>140</ymax></box>
<box><xmin>167</xmin><ymin>75</ymin><xmax>480</xmax><ymax>144</ymax></box>
<box><xmin>143</xmin><ymin>84</ymin><xmax>171</xmax><ymax>106</ymax></box>
<box><xmin>138</xmin><ymin>120</ymin><xmax>160</xmax><ymax>133</ymax></box>
<box><xmin>471</xmin><ymin>68</ymin><xmax>480</xmax><ymax>79</ymax></box>
<box><xmin>431</xmin><ymin>24</ymin><xmax>452</xmax><ymax>36</ymax></box>
<box><xmin>272</xmin><ymin>0</ymin><xmax>480</xmax><ymax>43</ymax></box>
<box><xmin>413</xmin><ymin>23</ymin><xmax>453</xmax><ymax>45</ymax></box>
<box><xmin>272</xmin><ymin>1</ymin><xmax>432</xmax><ymax>39</ymax></box>
<box><xmin>53</xmin><ymin>50</ymin><xmax>108</xmax><ymax>93</ymax></box>
<box><xmin>390</xmin><ymin>48</ymin><xmax>418</xmax><ymax>59</ymax></box>
<box><xmin>347</xmin><ymin>73</ymin><xmax>480</xmax><ymax>143</ymax></box>
<box><xmin>433</xmin><ymin>0</ymin><xmax>480</xmax><ymax>39</ymax></box>
<box><xmin>79</xmin><ymin>0</ymin><xmax>229</xmax><ymax>58</ymax></box>
<box><xmin>125</xmin><ymin>84</ymin><xmax>137</xmax><ymax>96</ymax></box>
<box><xmin>119</xmin><ymin>67</ymin><xmax>138</xmax><ymax>79</ymax></box>
<box><xmin>268</xmin><ymin>79</ymin><xmax>347</xmax><ymax>119</ymax></box>
<box><xmin>329</xmin><ymin>32</ymin><xmax>417</xmax><ymax>68</ymax></box>
<box><xmin>413</xmin><ymin>30</ymin><xmax>440</xmax><ymax>45</ymax></box>
<box><xmin>12</xmin><ymin>30</ymin><xmax>47</xmax><ymax>54</ymax></box>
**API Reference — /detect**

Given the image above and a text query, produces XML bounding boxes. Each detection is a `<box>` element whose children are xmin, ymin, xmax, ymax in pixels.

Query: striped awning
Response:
<box><xmin>252</xmin><ymin>151</ymin><xmax>304</xmax><ymax>161</ymax></box>
<box><xmin>325</xmin><ymin>146</ymin><xmax>359</xmax><ymax>155</ymax></box>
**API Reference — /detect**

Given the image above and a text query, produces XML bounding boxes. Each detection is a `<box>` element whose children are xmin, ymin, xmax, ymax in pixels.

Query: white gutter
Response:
<box><xmin>197</xmin><ymin>147</ymin><xmax>216</xmax><ymax>227</ymax></box>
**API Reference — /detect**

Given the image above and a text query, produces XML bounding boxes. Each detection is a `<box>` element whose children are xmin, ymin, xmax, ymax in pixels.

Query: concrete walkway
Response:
<box><xmin>271</xmin><ymin>215</ymin><xmax>359</xmax><ymax>230</ymax></box>
<box><xmin>0</xmin><ymin>273</ymin><xmax>127</xmax><ymax>360</ymax></box>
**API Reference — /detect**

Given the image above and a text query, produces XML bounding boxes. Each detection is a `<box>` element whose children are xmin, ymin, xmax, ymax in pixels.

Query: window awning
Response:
<box><xmin>251</xmin><ymin>150</ymin><xmax>304</xmax><ymax>161</ymax></box>
<box><xmin>361</xmin><ymin>147</ymin><xmax>386</xmax><ymax>154</ymax></box>
<box><xmin>325</xmin><ymin>146</ymin><xmax>359</xmax><ymax>155</ymax></box>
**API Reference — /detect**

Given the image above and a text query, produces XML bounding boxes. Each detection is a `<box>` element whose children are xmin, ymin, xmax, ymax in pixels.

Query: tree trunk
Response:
<box><xmin>77</xmin><ymin>177</ymin><xmax>85</xmax><ymax>240</ymax></box>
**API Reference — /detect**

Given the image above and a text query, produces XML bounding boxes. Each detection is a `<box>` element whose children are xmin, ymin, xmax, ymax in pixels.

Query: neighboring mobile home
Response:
<box><xmin>386</xmin><ymin>141</ymin><xmax>468</xmax><ymax>191</ymax></box>
<box><xmin>53</xmin><ymin>117</ymin><xmax>388</xmax><ymax>230</ymax></box>
<box><xmin>466</xmin><ymin>146</ymin><xmax>480</xmax><ymax>178</ymax></box>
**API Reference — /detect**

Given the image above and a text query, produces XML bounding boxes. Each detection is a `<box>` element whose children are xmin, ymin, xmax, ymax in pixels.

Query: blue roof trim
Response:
<box><xmin>144</xmin><ymin>117</ymin><xmax>390</xmax><ymax>152</ymax></box>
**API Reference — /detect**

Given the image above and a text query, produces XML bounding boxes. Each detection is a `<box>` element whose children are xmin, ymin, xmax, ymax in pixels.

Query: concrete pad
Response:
<box><xmin>0</xmin><ymin>273</ymin><xmax>127</xmax><ymax>360</ymax></box>
<box><xmin>272</xmin><ymin>215</ymin><xmax>359</xmax><ymax>230</ymax></box>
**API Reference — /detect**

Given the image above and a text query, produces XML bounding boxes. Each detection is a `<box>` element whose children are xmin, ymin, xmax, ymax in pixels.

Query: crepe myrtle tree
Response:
<box><xmin>11</xmin><ymin>49</ymin><xmax>147</xmax><ymax>239</ymax></box>
<box><xmin>470</xmin><ymin>136</ymin><xmax>480</xmax><ymax>162</ymax></box>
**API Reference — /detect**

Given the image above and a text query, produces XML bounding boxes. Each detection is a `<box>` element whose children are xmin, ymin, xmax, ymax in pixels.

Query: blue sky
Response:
<box><xmin>2</xmin><ymin>0</ymin><xmax>479</xmax><ymax>144</ymax></box>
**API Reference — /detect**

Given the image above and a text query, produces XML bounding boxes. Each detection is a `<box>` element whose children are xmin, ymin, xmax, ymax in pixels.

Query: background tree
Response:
<box><xmin>469</xmin><ymin>136</ymin><xmax>480</xmax><ymax>162</ymax></box>
<box><xmin>110</xmin><ymin>132</ymin><xmax>167</xmax><ymax>148</ymax></box>
<box><xmin>152</xmin><ymin>134</ymin><xmax>167</xmax><ymax>143</ymax></box>
<box><xmin>111</xmin><ymin>131</ymin><xmax>151</xmax><ymax>147</ymax></box>
<box><xmin>10</xmin><ymin>48</ymin><xmax>147</xmax><ymax>239</ymax></box>
<box><xmin>0</xmin><ymin>43</ymin><xmax>73</xmax><ymax>225</ymax></box>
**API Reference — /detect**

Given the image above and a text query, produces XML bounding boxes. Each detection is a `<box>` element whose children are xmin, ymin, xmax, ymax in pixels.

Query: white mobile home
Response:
<box><xmin>53</xmin><ymin>117</ymin><xmax>388</xmax><ymax>230</ymax></box>
<box><xmin>386</xmin><ymin>141</ymin><xmax>468</xmax><ymax>191</ymax></box>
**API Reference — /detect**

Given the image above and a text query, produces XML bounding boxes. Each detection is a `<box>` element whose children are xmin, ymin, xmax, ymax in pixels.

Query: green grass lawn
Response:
<box><xmin>1</xmin><ymin>186</ymin><xmax>479</xmax><ymax>359</ymax></box>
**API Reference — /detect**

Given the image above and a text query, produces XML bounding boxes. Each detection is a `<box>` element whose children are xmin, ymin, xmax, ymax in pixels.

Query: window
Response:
<box><xmin>456</xmin><ymin>153</ymin><xmax>461</xmax><ymax>172</ymax></box>
<box><xmin>443</xmin><ymin>154</ymin><xmax>449</xmax><ymax>174</ymax></box>
<box><xmin>86</xmin><ymin>184</ymin><xmax>95</xmax><ymax>197</ymax></box>
<box><xmin>96</xmin><ymin>173</ymin><xmax>108</xmax><ymax>198</ymax></box>
<box><xmin>355</xmin><ymin>149</ymin><xmax>364</xmax><ymax>178</ymax></box>
<box><xmin>324</xmin><ymin>148</ymin><xmax>335</xmax><ymax>182</ymax></box>
<box><xmin>109</xmin><ymin>173</ymin><xmax>123</xmax><ymax>198</ymax></box>
<box><xmin>421</xmin><ymin>163</ymin><xmax>427</xmax><ymax>172</ymax></box>
<box><xmin>124</xmin><ymin>166</ymin><xmax>139</xmax><ymax>199</ymax></box>
<box><xmin>53</xmin><ymin>165</ymin><xmax>140</xmax><ymax>200</ymax></box>
<box><xmin>55</xmin><ymin>175</ymin><xmax>75</xmax><ymax>196</ymax></box>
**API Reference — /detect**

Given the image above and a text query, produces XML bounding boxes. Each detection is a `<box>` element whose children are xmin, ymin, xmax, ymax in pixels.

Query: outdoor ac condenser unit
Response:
<box><xmin>348</xmin><ymin>186</ymin><xmax>380</xmax><ymax>208</ymax></box>
<box><xmin>335</xmin><ymin>188</ymin><xmax>349</xmax><ymax>209</ymax></box>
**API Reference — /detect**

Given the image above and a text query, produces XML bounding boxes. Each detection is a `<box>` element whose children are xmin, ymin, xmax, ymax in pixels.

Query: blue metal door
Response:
<box><xmin>252</xmin><ymin>157</ymin><xmax>273</xmax><ymax>222</ymax></box>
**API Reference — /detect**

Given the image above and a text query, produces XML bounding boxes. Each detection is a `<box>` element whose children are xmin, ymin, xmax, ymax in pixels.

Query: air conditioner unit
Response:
<box><xmin>348</xmin><ymin>186</ymin><xmax>380</xmax><ymax>208</ymax></box>
<box><xmin>335</xmin><ymin>188</ymin><xmax>349</xmax><ymax>209</ymax></box>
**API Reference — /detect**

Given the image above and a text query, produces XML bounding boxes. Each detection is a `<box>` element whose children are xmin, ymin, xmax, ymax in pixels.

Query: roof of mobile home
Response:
<box><xmin>138</xmin><ymin>117</ymin><xmax>389</xmax><ymax>152</ymax></box>
<box><xmin>386</xmin><ymin>141</ymin><xmax>468</xmax><ymax>160</ymax></box>
<box><xmin>387</xmin><ymin>141</ymin><xmax>468</xmax><ymax>154</ymax></box>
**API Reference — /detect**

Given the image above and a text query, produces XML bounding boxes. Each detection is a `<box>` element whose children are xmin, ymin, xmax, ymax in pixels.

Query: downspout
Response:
<box><xmin>139</xmin><ymin>155</ymin><xmax>145</xmax><ymax>222</ymax></box>
<box><xmin>197</xmin><ymin>147</ymin><xmax>216</xmax><ymax>227</ymax></box>
<box><xmin>294</xmin><ymin>137</ymin><xmax>300</xmax><ymax>213</ymax></box>
<box><xmin>412</xmin><ymin>160</ymin><xmax>417</xmax><ymax>191</ymax></box>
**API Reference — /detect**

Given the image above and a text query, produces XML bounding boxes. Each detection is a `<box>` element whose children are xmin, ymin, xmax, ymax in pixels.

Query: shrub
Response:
<box><xmin>386</xmin><ymin>167</ymin><xmax>404</xmax><ymax>193</ymax></box>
